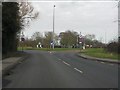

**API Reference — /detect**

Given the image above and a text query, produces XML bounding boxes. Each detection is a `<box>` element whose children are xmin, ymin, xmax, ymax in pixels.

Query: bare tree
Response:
<box><xmin>85</xmin><ymin>34</ymin><xmax>95</xmax><ymax>41</ymax></box>
<box><xmin>18</xmin><ymin>2</ymin><xmax>39</xmax><ymax>28</ymax></box>
<box><xmin>31</xmin><ymin>32</ymin><xmax>43</xmax><ymax>47</ymax></box>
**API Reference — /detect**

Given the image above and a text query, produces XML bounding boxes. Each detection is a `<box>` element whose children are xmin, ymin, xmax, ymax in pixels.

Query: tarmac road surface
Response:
<box><xmin>2</xmin><ymin>50</ymin><xmax>119</xmax><ymax>88</ymax></box>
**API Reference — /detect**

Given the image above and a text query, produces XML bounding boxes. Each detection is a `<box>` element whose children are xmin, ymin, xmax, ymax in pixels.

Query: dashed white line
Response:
<box><xmin>109</xmin><ymin>64</ymin><xmax>114</xmax><ymax>66</ymax></box>
<box><xmin>74</xmin><ymin>68</ymin><xmax>83</xmax><ymax>74</ymax></box>
<box><xmin>58</xmin><ymin>59</ymin><xmax>61</xmax><ymax>61</ymax></box>
<box><xmin>62</xmin><ymin>61</ymin><xmax>71</xmax><ymax>66</ymax></box>
<box><xmin>100</xmin><ymin>62</ymin><xmax>105</xmax><ymax>64</ymax></box>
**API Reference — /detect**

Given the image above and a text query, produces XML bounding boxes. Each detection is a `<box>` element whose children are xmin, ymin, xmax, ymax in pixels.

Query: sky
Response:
<box><xmin>23</xmin><ymin>1</ymin><xmax>118</xmax><ymax>43</ymax></box>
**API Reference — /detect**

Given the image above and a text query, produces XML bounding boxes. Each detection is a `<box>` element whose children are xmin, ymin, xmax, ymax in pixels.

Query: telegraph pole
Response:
<box><xmin>21</xmin><ymin>32</ymin><xmax>25</xmax><ymax>52</ymax></box>
<box><xmin>52</xmin><ymin>5</ymin><xmax>55</xmax><ymax>49</ymax></box>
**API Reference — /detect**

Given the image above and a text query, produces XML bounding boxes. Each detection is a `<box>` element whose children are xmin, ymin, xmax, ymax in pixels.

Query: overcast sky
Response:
<box><xmin>23</xmin><ymin>1</ymin><xmax>118</xmax><ymax>43</ymax></box>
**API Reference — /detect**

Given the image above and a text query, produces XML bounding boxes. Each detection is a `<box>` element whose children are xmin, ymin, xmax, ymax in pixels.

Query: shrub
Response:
<box><xmin>105</xmin><ymin>41</ymin><xmax>119</xmax><ymax>54</ymax></box>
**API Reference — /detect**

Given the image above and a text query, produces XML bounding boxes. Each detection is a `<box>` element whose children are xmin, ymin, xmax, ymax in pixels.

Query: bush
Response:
<box><xmin>105</xmin><ymin>41</ymin><xmax>120</xmax><ymax>54</ymax></box>
<box><xmin>54</xmin><ymin>46</ymin><xmax>62</xmax><ymax>48</ymax></box>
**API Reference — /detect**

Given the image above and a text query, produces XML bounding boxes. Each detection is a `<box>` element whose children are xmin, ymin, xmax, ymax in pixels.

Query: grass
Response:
<box><xmin>80</xmin><ymin>48</ymin><xmax>119</xmax><ymax>60</ymax></box>
<box><xmin>18</xmin><ymin>47</ymin><xmax>80</xmax><ymax>51</ymax></box>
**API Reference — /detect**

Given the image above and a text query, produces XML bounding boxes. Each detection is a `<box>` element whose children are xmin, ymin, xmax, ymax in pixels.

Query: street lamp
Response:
<box><xmin>52</xmin><ymin>5</ymin><xmax>55</xmax><ymax>49</ymax></box>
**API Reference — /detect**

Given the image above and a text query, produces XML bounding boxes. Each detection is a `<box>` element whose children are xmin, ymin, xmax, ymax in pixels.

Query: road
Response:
<box><xmin>2</xmin><ymin>50</ymin><xmax>119</xmax><ymax>88</ymax></box>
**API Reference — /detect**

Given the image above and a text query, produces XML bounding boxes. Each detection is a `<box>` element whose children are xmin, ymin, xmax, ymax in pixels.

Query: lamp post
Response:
<box><xmin>52</xmin><ymin>5</ymin><xmax>55</xmax><ymax>49</ymax></box>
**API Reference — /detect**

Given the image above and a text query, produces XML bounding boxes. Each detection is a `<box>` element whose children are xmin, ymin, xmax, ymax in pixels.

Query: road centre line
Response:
<box><xmin>100</xmin><ymin>62</ymin><xmax>105</xmax><ymax>64</ymax></box>
<box><xmin>62</xmin><ymin>61</ymin><xmax>71</xmax><ymax>66</ymax></box>
<box><xmin>58</xmin><ymin>58</ymin><xmax>61</xmax><ymax>60</ymax></box>
<box><xmin>109</xmin><ymin>64</ymin><xmax>114</xmax><ymax>66</ymax></box>
<box><xmin>74</xmin><ymin>68</ymin><xmax>83</xmax><ymax>74</ymax></box>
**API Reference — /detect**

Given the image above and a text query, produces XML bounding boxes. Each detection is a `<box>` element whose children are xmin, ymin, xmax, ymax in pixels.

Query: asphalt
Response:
<box><xmin>2</xmin><ymin>50</ymin><xmax>119</xmax><ymax>88</ymax></box>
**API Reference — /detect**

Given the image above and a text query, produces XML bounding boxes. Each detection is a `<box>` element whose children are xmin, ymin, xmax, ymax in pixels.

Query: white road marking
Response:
<box><xmin>58</xmin><ymin>59</ymin><xmax>61</xmax><ymax>61</ymax></box>
<box><xmin>101</xmin><ymin>62</ymin><xmax>105</xmax><ymax>64</ymax></box>
<box><xmin>109</xmin><ymin>64</ymin><xmax>114</xmax><ymax>66</ymax></box>
<box><xmin>74</xmin><ymin>68</ymin><xmax>83</xmax><ymax>74</ymax></box>
<box><xmin>62</xmin><ymin>61</ymin><xmax>71</xmax><ymax>66</ymax></box>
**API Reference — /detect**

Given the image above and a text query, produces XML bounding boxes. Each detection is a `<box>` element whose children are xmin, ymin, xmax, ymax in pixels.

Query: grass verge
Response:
<box><xmin>80</xmin><ymin>48</ymin><xmax>119</xmax><ymax>60</ymax></box>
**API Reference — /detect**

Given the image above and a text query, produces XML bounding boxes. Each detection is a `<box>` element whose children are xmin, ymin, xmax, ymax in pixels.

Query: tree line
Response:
<box><xmin>19</xmin><ymin>30</ymin><xmax>120</xmax><ymax>54</ymax></box>
<box><xmin>19</xmin><ymin>30</ymin><xmax>105</xmax><ymax>49</ymax></box>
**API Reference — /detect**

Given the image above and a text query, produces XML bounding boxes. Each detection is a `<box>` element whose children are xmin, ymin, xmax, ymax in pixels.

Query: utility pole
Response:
<box><xmin>52</xmin><ymin>5</ymin><xmax>55</xmax><ymax>49</ymax></box>
<box><xmin>21</xmin><ymin>32</ymin><xmax>25</xmax><ymax>52</ymax></box>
